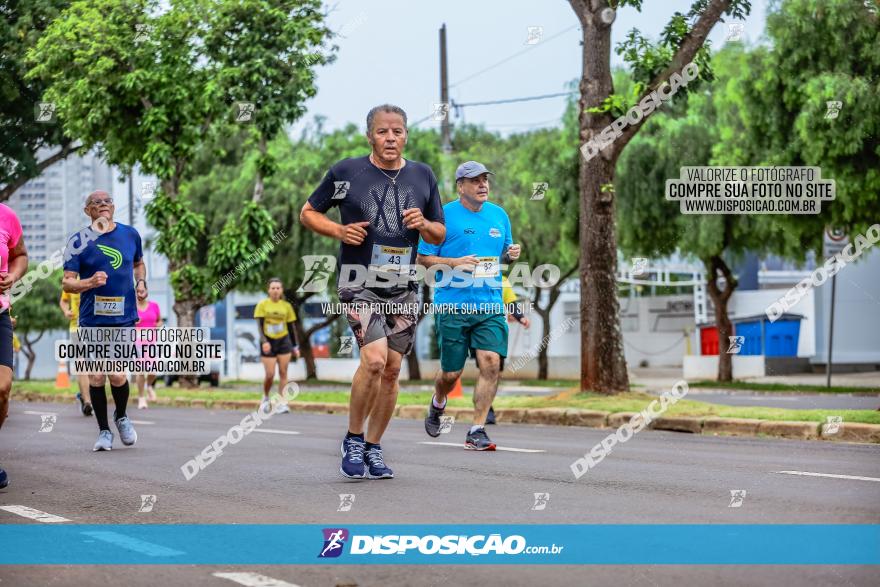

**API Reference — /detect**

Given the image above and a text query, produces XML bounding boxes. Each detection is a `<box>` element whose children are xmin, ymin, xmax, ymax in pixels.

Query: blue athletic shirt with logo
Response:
<box><xmin>418</xmin><ymin>200</ymin><xmax>512</xmax><ymax>309</ymax></box>
<box><xmin>63</xmin><ymin>223</ymin><xmax>143</xmax><ymax>327</ymax></box>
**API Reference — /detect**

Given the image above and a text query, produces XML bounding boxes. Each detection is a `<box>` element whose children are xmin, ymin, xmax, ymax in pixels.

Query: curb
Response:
<box><xmin>702</xmin><ymin>417</ymin><xmax>763</xmax><ymax>436</ymax></box>
<box><xmin>649</xmin><ymin>416</ymin><xmax>703</xmax><ymax>434</ymax></box>
<box><xmin>12</xmin><ymin>391</ymin><xmax>880</xmax><ymax>444</ymax></box>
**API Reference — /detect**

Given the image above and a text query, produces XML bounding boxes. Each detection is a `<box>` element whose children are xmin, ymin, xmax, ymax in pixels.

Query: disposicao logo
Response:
<box><xmin>348</xmin><ymin>533</ymin><xmax>528</xmax><ymax>556</ymax></box>
<box><xmin>318</xmin><ymin>528</ymin><xmax>349</xmax><ymax>558</ymax></box>
<box><xmin>97</xmin><ymin>244</ymin><xmax>123</xmax><ymax>270</ymax></box>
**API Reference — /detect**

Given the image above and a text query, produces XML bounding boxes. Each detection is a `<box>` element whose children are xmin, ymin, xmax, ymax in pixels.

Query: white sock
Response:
<box><xmin>432</xmin><ymin>395</ymin><xmax>446</xmax><ymax>409</ymax></box>
<box><xmin>469</xmin><ymin>425</ymin><xmax>483</xmax><ymax>434</ymax></box>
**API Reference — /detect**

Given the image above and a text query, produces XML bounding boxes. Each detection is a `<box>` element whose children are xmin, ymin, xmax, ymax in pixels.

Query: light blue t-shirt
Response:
<box><xmin>417</xmin><ymin>200</ymin><xmax>513</xmax><ymax>309</ymax></box>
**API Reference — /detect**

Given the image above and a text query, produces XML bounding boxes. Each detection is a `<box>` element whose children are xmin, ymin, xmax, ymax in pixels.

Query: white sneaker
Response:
<box><xmin>260</xmin><ymin>398</ymin><xmax>272</xmax><ymax>414</ymax></box>
<box><xmin>138</xmin><ymin>397</ymin><xmax>148</xmax><ymax>409</ymax></box>
<box><xmin>275</xmin><ymin>402</ymin><xmax>290</xmax><ymax>414</ymax></box>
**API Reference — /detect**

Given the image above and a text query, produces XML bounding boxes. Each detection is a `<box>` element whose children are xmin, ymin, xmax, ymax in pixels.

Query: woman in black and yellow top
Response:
<box><xmin>254</xmin><ymin>278</ymin><xmax>300</xmax><ymax>414</ymax></box>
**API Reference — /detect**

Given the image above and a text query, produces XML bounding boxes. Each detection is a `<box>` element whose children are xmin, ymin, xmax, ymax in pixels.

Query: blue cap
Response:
<box><xmin>455</xmin><ymin>161</ymin><xmax>494</xmax><ymax>181</ymax></box>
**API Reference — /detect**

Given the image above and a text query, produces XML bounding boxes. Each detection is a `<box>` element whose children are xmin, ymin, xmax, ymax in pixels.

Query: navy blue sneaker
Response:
<box><xmin>0</xmin><ymin>467</ymin><xmax>8</xmax><ymax>489</ymax></box>
<box><xmin>486</xmin><ymin>406</ymin><xmax>497</xmax><ymax>425</ymax></box>
<box><xmin>365</xmin><ymin>445</ymin><xmax>394</xmax><ymax>479</ymax></box>
<box><xmin>465</xmin><ymin>427</ymin><xmax>496</xmax><ymax>451</ymax></box>
<box><xmin>340</xmin><ymin>435</ymin><xmax>367</xmax><ymax>479</ymax></box>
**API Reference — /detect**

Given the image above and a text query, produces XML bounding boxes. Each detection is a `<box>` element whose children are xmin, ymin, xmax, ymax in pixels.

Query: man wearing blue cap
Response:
<box><xmin>417</xmin><ymin>161</ymin><xmax>520</xmax><ymax>450</ymax></box>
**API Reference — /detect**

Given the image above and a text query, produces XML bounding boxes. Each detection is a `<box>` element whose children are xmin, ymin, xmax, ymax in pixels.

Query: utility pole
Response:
<box><xmin>822</xmin><ymin>227</ymin><xmax>846</xmax><ymax>388</ymax></box>
<box><xmin>128</xmin><ymin>171</ymin><xmax>134</xmax><ymax>226</ymax></box>
<box><xmin>826</xmin><ymin>273</ymin><xmax>836</xmax><ymax>388</ymax></box>
<box><xmin>439</xmin><ymin>23</ymin><xmax>451</xmax><ymax>154</ymax></box>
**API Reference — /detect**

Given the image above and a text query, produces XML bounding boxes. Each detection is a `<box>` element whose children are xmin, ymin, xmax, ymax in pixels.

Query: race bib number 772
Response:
<box><xmin>94</xmin><ymin>296</ymin><xmax>124</xmax><ymax>316</ymax></box>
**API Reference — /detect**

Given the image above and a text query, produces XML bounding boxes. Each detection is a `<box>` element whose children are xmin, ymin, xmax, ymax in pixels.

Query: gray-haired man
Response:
<box><xmin>300</xmin><ymin>104</ymin><xmax>446</xmax><ymax>480</ymax></box>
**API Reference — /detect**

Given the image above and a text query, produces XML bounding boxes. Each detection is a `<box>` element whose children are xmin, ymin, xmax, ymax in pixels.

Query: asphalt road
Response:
<box><xmin>1</xmin><ymin>399</ymin><xmax>878</xmax><ymax>586</ymax></box>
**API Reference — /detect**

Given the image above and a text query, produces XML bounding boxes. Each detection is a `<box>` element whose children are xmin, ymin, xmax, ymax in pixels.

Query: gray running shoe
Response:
<box><xmin>93</xmin><ymin>430</ymin><xmax>113</xmax><ymax>451</ymax></box>
<box><xmin>424</xmin><ymin>397</ymin><xmax>445</xmax><ymax>438</ymax></box>
<box><xmin>114</xmin><ymin>413</ymin><xmax>138</xmax><ymax>446</ymax></box>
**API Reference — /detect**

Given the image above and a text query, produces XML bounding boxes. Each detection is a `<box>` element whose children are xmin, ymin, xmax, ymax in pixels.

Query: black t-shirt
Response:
<box><xmin>308</xmin><ymin>155</ymin><xmax>444</xmax><ymax>295</ymax></box>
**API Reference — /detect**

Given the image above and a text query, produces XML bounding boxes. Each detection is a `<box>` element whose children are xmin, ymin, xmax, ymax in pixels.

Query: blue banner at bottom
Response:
<box><xmin>0</xmin><ymin>524</ymin><xmax>877</xmax><ymax>565</ymax></box>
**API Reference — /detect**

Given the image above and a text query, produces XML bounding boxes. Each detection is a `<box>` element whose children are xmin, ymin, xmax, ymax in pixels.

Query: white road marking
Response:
<box><xmin>80</xmin><ymin>531</ymin><xmax>185</xmax><ymax>557</ymax></box>
<box><xmin>0</xmin><ymin>505</ymin><xmax>70</xmax><ymax>523</ymax></box>
<box><xmin>251</xmin><ymin>429</ymin><xmax>301</xmax><ymax>436</ymax></box>
<box><xmin>129</xmin><ymin>420</ymin><xmax>155</xmax><ymax>425</ymax></box>
<box><xmin>775</xmin><ymin>470</ymin><xmax>880</xmax><ymax>483</ymax></box>
<box><xmin>213</xmin><ymin>572</ymin><xmax>302</xmax><ymax>586</ymax></box>
<box><xmin>23</xmin><ymin>410</ymin><xmax>57</xmax><ymax>416</ymax></box>
<box><xmin>419</xmin><ymin>441</ymin><xmax>545</xmax><ymax>453</ymax></box>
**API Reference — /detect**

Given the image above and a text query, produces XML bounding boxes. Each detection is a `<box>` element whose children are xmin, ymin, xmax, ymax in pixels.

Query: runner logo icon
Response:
<box><xmin>318</xmin><ymin>528</ymin><xmax>349</xmax><ymax>558</ymax></box>
<box><xmin>298</xmin><ymin>255</ymin><xmax>337</xmax><ymax>293</ymax></box>
<box><xmin>97</xmin><ymin>244</ymin><xmax>123</xmax><ymax>270</ymax></box>
<box><xmin>332</xmin><ymin>181</ymin><xmax>350</xmax><ymax>200</ymax></box>
<box><xmin>727</xmin><ymin>336</ymin><xmax>745</xmax><ymax>354</ymax></box>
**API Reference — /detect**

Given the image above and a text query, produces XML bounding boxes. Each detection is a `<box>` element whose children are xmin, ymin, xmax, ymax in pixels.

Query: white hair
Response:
<box><xmin>83</xmin><ymin>190</ymin><xmax>111</xmax><ymax>206</ymax></box>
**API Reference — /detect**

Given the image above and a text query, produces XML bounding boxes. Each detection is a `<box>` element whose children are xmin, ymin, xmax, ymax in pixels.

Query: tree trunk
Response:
<box><xmin>570</xmin><ymin>0</ymin><xmax>629</xmax><ymax>395</ymax></box>
<box><xmin>21</xmin><ymin>343</ymin><xmax>35</xmax><ymax>381</ymax></box>
<box><xmin>290</xmin><ymin>294</ymin><xmax>340</xmax><ymax>381</ymax></box>
<box><xmin>705</xmin><ymin>254</ymin><xmax>738</xmax><ymax>381</ymax></box>
<box><xmin>532</xmin><ymin>266</ymin><xmax>577</xmax><ymax>381</ymax></box>
<box><xmin>21</xmin><ymin>331</ymin><xmax>44</xmax><ymax>381</ymax></box>
<box><xmin>406</xmin><ymin>339</ymin><xmax>421</xmax><ymax>380</ymax></box>
<box><xmin>536</xmin><ymin>305</ymin><xmax>551</xmax><ymax>380</ymax></box>
<box><xmin>162</xmin><ymin>172</ymin><xmax>205</xmax><ymax>389</ymax></box>
<box><xmin>173</xmin><ymin>297</ymin><xmax>200</xmax><ymax>388</ymax></box>
<box><xmin>568</xmin><ymin>0</ymin><xmax>733</xmax><ymax>393</ymax></box>
<box><xmin>291</xmin><ymin>313</ymin><xmax>317</xmax><ymax>380</ymax></box>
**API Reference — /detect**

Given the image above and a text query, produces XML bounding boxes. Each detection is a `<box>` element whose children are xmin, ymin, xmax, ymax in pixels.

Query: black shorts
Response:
<box><xmin>261</xmin><ymin>336</ymin><xmax>293</xmax><ymax>357</ymax></box>
<box><xmin>0</xmin><ymin>312</ymin><xmax>12</xmax><ymax>369</ymax></box>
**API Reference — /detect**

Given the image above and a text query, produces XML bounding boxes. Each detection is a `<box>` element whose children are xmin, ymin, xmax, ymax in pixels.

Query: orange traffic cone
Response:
<box><xmin>54</xmin><ymin>361</ymin><xmax>70</xmax><ymax>389</ymax></box>
<box><xmin>448</xmin><ymin>377</ymin><xmax>463</xmax><ymax>398</ymax></box>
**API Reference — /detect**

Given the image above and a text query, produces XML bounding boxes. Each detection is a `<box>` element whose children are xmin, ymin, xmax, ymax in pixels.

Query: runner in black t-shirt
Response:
<box><xmin>300</xmin><ymin>104</ymin><xmax>445</xmax><ymax>480</ymax></box>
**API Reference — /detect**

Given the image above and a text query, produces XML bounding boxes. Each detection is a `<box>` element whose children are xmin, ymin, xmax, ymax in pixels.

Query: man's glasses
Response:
<box><xmin>89</xmin><ymin>198</ymin><xmax>114</xmax><ymax>206</ymax></box>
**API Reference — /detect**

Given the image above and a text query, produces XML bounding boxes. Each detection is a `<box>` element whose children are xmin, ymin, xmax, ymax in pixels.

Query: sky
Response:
<box><xmin>292</xmin><ymin>0</ymin><xmax>769</xmax><ymax>137</ymax></box>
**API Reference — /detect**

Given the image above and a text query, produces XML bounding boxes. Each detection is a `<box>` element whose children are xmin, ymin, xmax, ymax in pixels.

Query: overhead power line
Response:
<box><xmin>453</xmin><ymin>91</ymin><xmax>575</xmax><ymax>108</ymax></box>
<box><xmin>410</xmin><ymin>90</ymin><xmax>574</xmax><ymax>129</ymax></box>
<box><xmin>449</xmin><ymin>24</ymin><xmax>580</xmax><ymax>89</ymax></box>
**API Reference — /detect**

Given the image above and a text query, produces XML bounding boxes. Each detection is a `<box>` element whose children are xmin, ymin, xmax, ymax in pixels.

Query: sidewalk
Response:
<box><xmin>629</xmin><ymin>367</ymin><xmax>880</xmax><ymax>391</ymax></box>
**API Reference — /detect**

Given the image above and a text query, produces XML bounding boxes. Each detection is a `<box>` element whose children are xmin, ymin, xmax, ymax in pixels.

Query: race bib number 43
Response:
<box><xmin>370</xmin><ymin>245</ymin><xmax>411</xmax><ymax>274</ymax></box>
<box><xmin>94</xmin><ymin>296</ymin><xmax>124</xmax><ymax>316</ymax></box>
<box><xmin>474</xmin><ymin>256</ymin><xmax>500</xmax><ymax>278</ymax></box>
